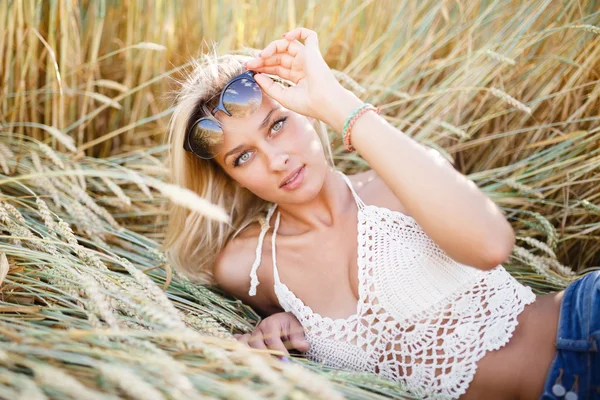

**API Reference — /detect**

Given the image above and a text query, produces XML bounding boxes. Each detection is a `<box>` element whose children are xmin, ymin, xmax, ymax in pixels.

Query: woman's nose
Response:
<box><xmin>268</xmin><ymin>151</ymin><xmax>290</xmax><ymax>171</ymax></box>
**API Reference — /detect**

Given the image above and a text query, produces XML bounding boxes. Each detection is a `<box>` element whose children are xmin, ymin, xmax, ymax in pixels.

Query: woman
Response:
<box><xmin>163</xmin><ymin>27</ymin><xmax>599</xmax><ymax>400</ymax></box>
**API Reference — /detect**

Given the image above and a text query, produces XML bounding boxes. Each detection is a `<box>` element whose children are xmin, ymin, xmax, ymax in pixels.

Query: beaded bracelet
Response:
<box><xmin>342</xmin><ymin>103</ymin><xmax>380</xmax><ymax>152</ymax></box>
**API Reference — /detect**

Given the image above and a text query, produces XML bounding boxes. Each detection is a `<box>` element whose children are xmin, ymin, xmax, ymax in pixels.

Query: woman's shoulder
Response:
<box><xmin>213</xmin><ymin>221</ymin><xmax>262</xmax><ymax>292</ymax></box>
<box><xmin>347</xmin><ymin>169</ymin><xmax>411</xmax><ymax>216</ymax></box>
<box><xmin>213</xmin><ymin>220</ymin><xmax>281</xmax><ymax>317</ymax></box>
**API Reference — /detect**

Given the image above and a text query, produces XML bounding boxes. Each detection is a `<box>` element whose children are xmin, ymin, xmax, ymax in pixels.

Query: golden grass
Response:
<box><xmin>0</xmin><ymin>0</ymin><xmax>599</xmax><ymax>398</ymax></box>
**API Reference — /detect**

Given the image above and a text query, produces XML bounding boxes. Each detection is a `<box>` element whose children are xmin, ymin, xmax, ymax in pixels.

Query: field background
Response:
<box><xmin>0</xmin><ymin>0</ymin><xmax>599</xmax><ymax>399</ymax></box>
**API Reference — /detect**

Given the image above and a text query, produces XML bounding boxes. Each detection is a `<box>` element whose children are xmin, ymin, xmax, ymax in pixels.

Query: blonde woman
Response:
<box><xmin>163</xmin><ymin>27</ymin><xmax>599</xmax><ymax>400</ymax></box>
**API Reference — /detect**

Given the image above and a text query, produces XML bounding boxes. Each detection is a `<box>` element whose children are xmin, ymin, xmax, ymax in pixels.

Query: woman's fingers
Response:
<box><xmin>236</xmin><ymin>333</ymin><xmax>251</xmax><ymax>345</ymax></box>
<box><xmin>237</xmin><ymin>332</ymin><xmax>268</xmax><ymax>351</ymax></box>
<box><xmin>260</xmin><ymin>38</ymin><xmax>303</xmax><ymax>59</ymax></box>
<box><xmin>262</xmin><ymin>53</ymin><xmax>296</xmax><ymax>69</ymax></box>
<box><xmin>243</xmin><ymin>327</ymin><xmax>289</xmax><ymax>357</ymax></box>
<box><xmin>249</xmin><ymin>57</ymin><xmax>305</xmax><ymax>83</ymax></box>
<box><xmin>254</xmin><ymin>73</ymin><xmax>288</xmax><ymax>104</ymax></box>
<box><xmin>235</xmin><ymin>313</ymin><xmax>308</xmax><ymax>363</ymax></box>
<box><xmin>247</xmin><ymin>41</ymin><xmax>303</xmax><ymax>71</ymax></box>
<box><xmin>262</xmin><ymin>330</ymin><xmax>290</xmax><ymax>357</ymax></box>
<box><xmin>255</xmin><ymin>66</ymin><xmax>302</xmax><ymax>84</ymax></box>
<box><xmin>247</xmin><ymin>330</ymin><xmax>268</xmax><ymax>350</ymax></box>
<box><xmin>284</xmin><ymin>321</ymin><xmax>310</xmax><ymax>352</ymax></box>
<box><xmin>282</xmin><ymin>28</ymin><xmax>319</xmax><ymax>48</ymax></box>
<box><xmin>247</xmin><ymin>53</ymin><xmax>295</xmax><ymax>70</ymax></box>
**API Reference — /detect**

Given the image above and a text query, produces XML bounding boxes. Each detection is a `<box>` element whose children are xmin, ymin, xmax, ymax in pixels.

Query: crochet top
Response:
<box><xmin>247</xmin><ymin>171</ymin><xmax>536</xmax><ymax>399</ymax></box>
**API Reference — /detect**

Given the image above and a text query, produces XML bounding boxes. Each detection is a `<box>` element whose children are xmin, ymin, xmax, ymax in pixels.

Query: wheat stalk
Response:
<box><xmin>571</xmin><ymin>24</ymin><xmax>600</xmax><ymax>34</ymax></box>
<box><xmin>96</xmin><ymin>362</ymin><xmax>166</xmax><ymax>400</ymax></box>
<box><xmin>100</xmin><ymin>175</ymin><xmax>132</xmax><ymax>209</ymax></box>
<box><xmin>501</xmin><ymin>178</ymin><xmax>544</xmax><ymax>199</ymax></box>
<box><xmin>38</xmin><ymin>143</ymin><xmax>66</xmax><ymax>170</ymax></box>
<box><xmin>488</xmin><ymin>88</ymin><xmax>532</xmax><ymax>114</ymax></box>
<box><xmin>485</xmin><ymin>49</ymin><xmax>516</xmax><ymax>65</ymax></box>
<box><xmin>150</xmin><ymin>180</ymin><xmax>229</xmax><ymax>223</ymax></box>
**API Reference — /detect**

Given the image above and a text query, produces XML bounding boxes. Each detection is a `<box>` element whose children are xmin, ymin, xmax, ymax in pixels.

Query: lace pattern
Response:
<box><xmin>249</xmin><ymin>171</ymin><xmax>537</xmax><ymax>399</ymax></box>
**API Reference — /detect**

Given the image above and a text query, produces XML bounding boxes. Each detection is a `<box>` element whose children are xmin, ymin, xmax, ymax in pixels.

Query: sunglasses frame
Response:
<box><xmin>183</xmin><ymin>70</ymin><xmax>260</xmax><ymax>157</ymax></box>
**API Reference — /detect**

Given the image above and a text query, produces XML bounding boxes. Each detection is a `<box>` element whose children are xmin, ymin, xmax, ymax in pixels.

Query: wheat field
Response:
<box><xmin>0</xmin><ymin>1</ymin><xmax>599</xmax><ymax>399</ymax></box>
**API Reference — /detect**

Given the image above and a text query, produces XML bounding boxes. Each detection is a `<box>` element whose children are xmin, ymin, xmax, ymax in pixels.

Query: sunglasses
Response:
<box><xmin>183</xmin><ymin>70</ymin><xmax>262</xmax><ymax>159</ymax></box>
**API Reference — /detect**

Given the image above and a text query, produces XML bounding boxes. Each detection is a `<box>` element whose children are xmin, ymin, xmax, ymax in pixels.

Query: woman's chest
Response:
<box><xmin>260</xmin><ymin>207</ymin><xmax>429</xmax><ymax>321</ymax></box>
<box><xmin>261</xmin><ymin>223</ymin><xmax>362</xmax><ymax>320</ymax></box>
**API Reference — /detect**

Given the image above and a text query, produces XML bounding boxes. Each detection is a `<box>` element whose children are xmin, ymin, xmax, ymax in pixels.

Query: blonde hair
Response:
<box><xmin>161</xmin><ymin>52</ymin><xmax>334</xmax><ymax>284</ymax></box>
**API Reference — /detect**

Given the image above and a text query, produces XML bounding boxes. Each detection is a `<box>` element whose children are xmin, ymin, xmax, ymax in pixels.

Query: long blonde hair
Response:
<box><xmin>161</xmin><ymin>52</ymin><xmax>334</xmax><ymax>284</ymax></box>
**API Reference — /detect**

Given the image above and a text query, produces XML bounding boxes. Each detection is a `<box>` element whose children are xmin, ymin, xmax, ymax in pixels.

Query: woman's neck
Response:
<box><xmin>274</xmin><ymin>167</ymin><xmax>354</xmax><ymax>235</ymax></box>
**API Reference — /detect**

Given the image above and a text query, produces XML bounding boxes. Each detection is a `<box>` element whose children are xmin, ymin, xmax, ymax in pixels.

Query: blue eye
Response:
<box><xmin>271</xmin><ymin>117</ymin><xmax>287</xmax><ymax>134</ymax></box>
<box><xmin>234</xmin><ymin>151</ymin><xmax>253</xmax><ymax>167</ymax></box>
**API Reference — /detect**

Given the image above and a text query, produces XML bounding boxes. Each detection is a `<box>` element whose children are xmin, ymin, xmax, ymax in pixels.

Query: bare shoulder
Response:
<box><xmin>347</xmin><ymin>169</ymin><xmax>411</xmax><ymax>216</ymax></box>
<box><xmin>213</xmin><ymin>221</ymin><xmax>279</xmax><ymax>317</ymax></box>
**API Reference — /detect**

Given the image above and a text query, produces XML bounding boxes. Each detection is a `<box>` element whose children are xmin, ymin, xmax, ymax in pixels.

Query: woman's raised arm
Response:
<box><xmin>246</xmin><ymin>27</ymin><xmax>515</xmax><ymax>271</ymax></box>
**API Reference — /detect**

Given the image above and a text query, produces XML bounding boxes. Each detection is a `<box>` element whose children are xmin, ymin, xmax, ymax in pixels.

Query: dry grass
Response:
<box><xmin>4</xmin><ymin>0</ymin><xmax>597</xmax><ymax>269</ymax></box>
<box><xmin>0</xmin><ymin>0</ymin><xmax>599</xmax><ymax>398</ymax></box>
<box><xmin>0</xmin><ymin>135</ymin><xmax>413</xmax><ymax>399</ymax></box>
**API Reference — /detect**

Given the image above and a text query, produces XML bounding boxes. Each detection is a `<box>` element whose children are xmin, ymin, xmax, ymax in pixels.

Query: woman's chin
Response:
<box><xmin>285</xmin><ymin>169</ymin><xmax>329</xmax><ymax>204</ymax></box>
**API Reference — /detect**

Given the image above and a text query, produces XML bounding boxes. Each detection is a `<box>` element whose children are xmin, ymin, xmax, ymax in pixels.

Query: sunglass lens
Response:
<box><xmin>222</xmin><ymin>77</ymin><xmax>262</xmax><ymax>117</ymax></box>
<box><xmin>189</xmin><ymin>118</ymin><xmax>222</xmax><ymax>159</ymax></box>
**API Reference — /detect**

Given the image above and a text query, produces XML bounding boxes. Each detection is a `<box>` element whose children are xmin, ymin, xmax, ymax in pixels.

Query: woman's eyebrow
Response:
<box><xmin>224</xmin><ymin>145</ymin><xmax>244</xmax><ymax>163</ymax></box>
<box><xmin>258</xmin><ymin>106</ymin><xmax>280</xmax><ymax>130</ymax></box>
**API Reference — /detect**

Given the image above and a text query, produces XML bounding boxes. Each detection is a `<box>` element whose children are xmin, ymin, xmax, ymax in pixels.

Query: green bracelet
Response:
<box><xmin>343</xmin><ymin>103</ymin><xmax>378</xmax><ymax>152</ymax></box>
<box><xmin>343</xmin><ymin>103</ymin><xmax>372</xmax><ymax>136</ymax></box>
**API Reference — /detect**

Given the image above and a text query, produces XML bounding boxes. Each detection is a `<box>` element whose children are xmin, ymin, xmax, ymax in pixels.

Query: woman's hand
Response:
<box><xmin>234</xmin><ymin>311</ymin><xmax>310</xmax><ymax>360</ymax></box>
<box><xmin>245</xmin><ymin>27</ymin><xmax>342</xmax><ymax>123</ymax></box>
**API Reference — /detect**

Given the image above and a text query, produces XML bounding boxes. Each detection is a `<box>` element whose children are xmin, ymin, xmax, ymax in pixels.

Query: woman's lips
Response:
<box><xmin>280</xmin><ymin>166</ymin><xmax>305</xmax><ymax>190</ymax></box>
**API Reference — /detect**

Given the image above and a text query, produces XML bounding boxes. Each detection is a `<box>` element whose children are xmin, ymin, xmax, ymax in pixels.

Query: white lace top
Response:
<box><xmin>248</xmin><ymin>171</ymin><xmax>536</xmax><ymax>399</ymax></box>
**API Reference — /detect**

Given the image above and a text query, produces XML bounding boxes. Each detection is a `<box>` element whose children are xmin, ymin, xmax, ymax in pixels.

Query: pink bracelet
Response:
<box><xmin>343</xmin><ymin>104</ymin><xmax>380</xmax><ymax>152</ymax></box>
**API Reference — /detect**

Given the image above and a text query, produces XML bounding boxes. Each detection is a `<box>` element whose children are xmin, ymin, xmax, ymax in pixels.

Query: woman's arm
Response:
<box><xmin>247</xmin><ymin>27</ymin><xmax>515</xmax><ymax>271</ymax></box>
<box><xmin>320</xmin><ymin>87</ymin><xmax>515</xmax><ymax>271</ymax></box>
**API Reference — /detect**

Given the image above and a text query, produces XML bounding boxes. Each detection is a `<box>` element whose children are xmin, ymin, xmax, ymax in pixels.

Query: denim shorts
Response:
<box><xmin>539</xmin><ymin>270</ymin><xmax>600</xmax><ymax>400</ymax></box>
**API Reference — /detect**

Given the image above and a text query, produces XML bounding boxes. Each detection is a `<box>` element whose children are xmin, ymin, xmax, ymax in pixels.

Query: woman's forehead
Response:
<box><xmin>216</xmin><ymin>95</ymin><xmax>281</xmax><ymax>134</ymax></box>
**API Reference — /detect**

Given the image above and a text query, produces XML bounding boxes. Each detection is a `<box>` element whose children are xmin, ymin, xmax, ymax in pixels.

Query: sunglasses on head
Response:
<box><xmin>183</xmin><ymin>70</ymin><xmax>262</xmax><ymax>159</ymax></box>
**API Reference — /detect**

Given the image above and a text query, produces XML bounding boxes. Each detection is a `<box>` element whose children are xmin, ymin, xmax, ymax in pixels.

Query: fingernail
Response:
<box><xmin>281</xmin><ymin>356</ymin><xmax>290</xmax><ymax>363</ymax></box>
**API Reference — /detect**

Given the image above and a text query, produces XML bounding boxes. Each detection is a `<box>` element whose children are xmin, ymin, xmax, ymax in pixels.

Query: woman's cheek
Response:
<box><xmin>241</xmin><ymin>164</ymin><xmax>271</xmax><ymax>195</ymax></box>
<box><xmin>305</xmin><ymin>133</ymin><xmax>324</xmax><ymax>157</ymax></box>
<box><xmin>289</xmin><ymin>127</ymin><xmax>312</xmax><ymax>153</ymax></box>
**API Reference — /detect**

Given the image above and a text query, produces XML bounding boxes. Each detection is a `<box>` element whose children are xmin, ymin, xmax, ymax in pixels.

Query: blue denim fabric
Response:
<box><xmin>539</xmin><ymin>270</ymin><xmax>600</xmax><ymax>400</ymax></box>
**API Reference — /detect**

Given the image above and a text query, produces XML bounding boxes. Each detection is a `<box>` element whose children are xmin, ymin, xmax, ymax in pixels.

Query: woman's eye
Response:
<box><xmin>233</xmin><ymin>117</ymin><xmax>287</xmax><ymax>167</ymax></box>
<box><xmin>234</xmin><ymin>151</ymin><xmax>252</xmax><ymax>166</ymax></box>
<box><xmin>272</xmin><ymin>121</ymin><xmax>283</xmax><ymax>132</ymax></box>
<box><xmin>270</xmin><ymin>117</ymin><xmax>287</xmax><ymax>134</ymax></box>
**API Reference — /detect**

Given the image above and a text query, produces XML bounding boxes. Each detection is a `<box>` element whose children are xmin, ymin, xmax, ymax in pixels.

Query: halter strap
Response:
<box><xmin>337</xmin><ymin>170</ymin><xmax>365</xmax><ymax>209</ymax></box>
<box><xmin>247</xmin><ymin>204</ymin><xmax>277</xmax><ymax>296</ymax></box>
<box><xmin>271</xmin><ymin>210</ymin><xmax>282</xmax><ymax>285</ymax></box>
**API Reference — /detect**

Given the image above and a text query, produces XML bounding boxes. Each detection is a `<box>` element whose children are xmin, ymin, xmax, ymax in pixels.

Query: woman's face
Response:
<box><xmin>212</xmin><ymin>94</ymin><xmax>329</xmax><ymax>205</ymax></box>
